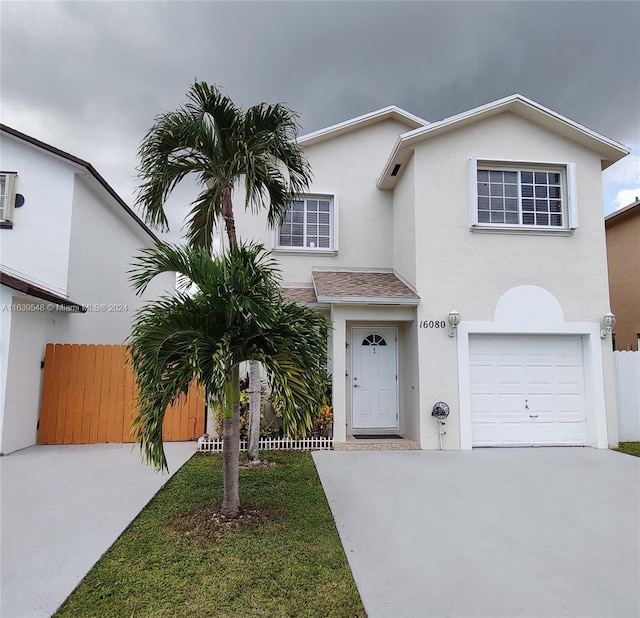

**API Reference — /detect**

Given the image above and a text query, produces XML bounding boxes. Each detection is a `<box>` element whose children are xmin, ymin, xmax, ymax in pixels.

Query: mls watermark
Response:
<box><xmin>1</xmin><ymin>303</ymin><xmax>128</xmax><ymax>313</ymax></box>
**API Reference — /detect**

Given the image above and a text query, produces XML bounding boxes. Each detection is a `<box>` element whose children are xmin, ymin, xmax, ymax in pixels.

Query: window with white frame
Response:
<box><xmin>277</xmin><ymin>196</ymin><xmax>336</xmax><ymax>250</ymax></box>
<box><xmin>470</xmin><ymin>160</ymin><xmax>578</xmax><ymax>232</ymax></box>
<box><xmin>0</xmin><ymin>173</ymin><xmax>17</xmax><ymax>225</ymax></box>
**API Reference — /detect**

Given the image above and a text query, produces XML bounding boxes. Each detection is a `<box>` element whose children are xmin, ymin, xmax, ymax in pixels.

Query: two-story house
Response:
<box><xmin>0</xmin><ymin>125</ymin><xmax>174</xmax><ymax>454</ymax></box>
<box><xmin>235</xmin><ymin>94</ymin><xmax>628</xmax><ymax>451</ymax></box>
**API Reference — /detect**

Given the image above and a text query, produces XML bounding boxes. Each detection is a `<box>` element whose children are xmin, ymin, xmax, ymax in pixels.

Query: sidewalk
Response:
<box><xmin>0</xmin><ymin>442</ymin><xmax>196</xmax><ymax>618</ymax></box>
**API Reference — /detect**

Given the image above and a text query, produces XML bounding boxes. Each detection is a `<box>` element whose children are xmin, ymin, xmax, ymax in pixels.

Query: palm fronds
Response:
<box><xmin>136</xmin><ymin>82</ymin><xmax>312</xmax><ymax>252</ymax></box>
<box><xmin>128</xmin><ymin>243</ymin><xmax>327</xmax><ymax>472</ymax></box>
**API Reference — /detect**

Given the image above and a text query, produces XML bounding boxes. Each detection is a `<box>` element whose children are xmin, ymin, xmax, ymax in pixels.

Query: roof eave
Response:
<box><xmin>1</xmin><ymin>271</ymin><xmax>86</xmax><ymax>312</ymax></box>
<box><xmin>298</xmin><ymin>106</ymin><xmax>428</xmax><ymax>148</ymax></box>
<box><xmin>0</xmin><ymin>124</ymin><xmax>160</xmax><ymax>243</ymax></box>
<box><xmin>605</xmin><ymin>200</ymin><xmax>640</xmax><ymax>223</ymax></box>
<box><xmin>378</xmin><ymin>94</ymin><xmax>630</xmax><ymax>188</ymax></box>
<box><xmin>316</xmin><ymin>296</ymin><xmax>420</xmax><ymax>305</ymax></box>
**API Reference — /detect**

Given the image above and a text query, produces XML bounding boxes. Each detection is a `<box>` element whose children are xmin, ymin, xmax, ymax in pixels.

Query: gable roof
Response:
<box><xmin>312</xmin><ymin>270</ymin><xmax>420</xmax><ymax>305</ymax></box>
<box><xmin>0</xmin><ymin>124</ymin><xmax>159</xmax><ymax>242</ymax></box>
<box><xmin>298</xmin><ymin>106</ymin><xmax>428</xmax><ymax>148</ymax></box>
<box><xmin>378</xmin><ymin>94</ymin><xmax>630</xmax><ymax>189</ymax></box>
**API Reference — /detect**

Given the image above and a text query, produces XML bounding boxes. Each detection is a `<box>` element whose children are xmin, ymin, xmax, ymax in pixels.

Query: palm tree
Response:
<box><xmin>136</xmin><ymin>81</ymin><xmax>311</xmax><ymax>252</ymax></box>
<box><xmin>129</xmin><ymin>242</ymin><xmax>328</xmax><ymax>518</ymax></box>
<box><xmin>136</xmin><ymin>81</ymin><xmax>313</xmax><ymax>463</ymax></box>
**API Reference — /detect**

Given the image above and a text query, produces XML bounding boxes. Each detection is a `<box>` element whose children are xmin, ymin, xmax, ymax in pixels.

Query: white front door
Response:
<box><xmin>469</xmin><ymin>334</ymin><xmax>587</xmax><ymax>446</ymax></box>
<box><xmin>352</xmin><ymin>327</ymin><xmax>398</xmax><ymax>429</ymax></box>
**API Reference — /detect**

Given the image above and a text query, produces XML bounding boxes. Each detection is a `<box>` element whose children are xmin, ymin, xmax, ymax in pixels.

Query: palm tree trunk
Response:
<box><xmin>216</xmin><ymin>191</ymin><xmax>247</xmax><ymax>516</ymax></box>
<box><xmin>221</xmin><ymin>365</ymin><xmax>240</xmax><ymax>518</ymax></box>
<box><xmin>220</xmin><ymin>186</ymin><xmax>242</xmax><ymax>517</ymax></box>
<box><xmin>247</xmin><ymin>361</ymin><xmax>261</xmax><ymax>463</ymax></box>
<box><xmin>222</xmin><ymin>186</ymin><xmax>237</xmax><ymax>248</ymax></box>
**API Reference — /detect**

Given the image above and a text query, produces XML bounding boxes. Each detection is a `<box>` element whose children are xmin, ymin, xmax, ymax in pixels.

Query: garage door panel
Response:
<box><xmin>526</xmin><ymin>365</ymin><xmax>555</xmax><ymax>384</ymax></box>
<box><xmin>527</xmin><ymin>394</ymin><xmax>554</xmax><ymax>410</ymax></box>
<box><xmin>472</xmin><ymin>421</ymin><xmax>528</xmax><ymax>446</ymax></box>
<box><xmin>469</xmin><ymin>335</ymin><xmax>586</xmax><ymax>447</ymax></box>
<box><xmin>472</xmin><ymin>392</ymin><xmax>527</xmax><ymax>413</ymax></box>
<box><xmin>470</xmin><ymin>364</ymin><xmax>496</xmax><ymax>384</ymax></box>
<box><xmin>555</xmin><ymin>365</ymin><xmax>583</xmax><ymax>384</ymax></box>
<box><xmin>497</xmin><ymin>365</ymin><xmax>526</xmax><ymax>384</ymax></box>
<box><xmin>533</xmin><ymin>422</ymin><xmax>585</xmax><ymax>445</ymax></box>
<box><xmin>474</xmin><ymin>410</ymin><xmax>525</xmax><ymax>423</ymax></box>
<box><xmin>556</xmin><ymin>391</ymin><xmax>586</xmax><ymax>406</ymax></box>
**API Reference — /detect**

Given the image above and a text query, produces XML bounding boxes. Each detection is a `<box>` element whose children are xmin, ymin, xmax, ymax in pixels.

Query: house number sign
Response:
<box><xmin>419</xmin><ymin>320</ymin><xmax>447</xmax><ymax>329</ymax></box>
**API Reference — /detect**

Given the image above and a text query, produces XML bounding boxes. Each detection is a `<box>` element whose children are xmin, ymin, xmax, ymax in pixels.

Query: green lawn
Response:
<box><xmin>616</xmin><ymin>442</ymin><xmax>640</xmax><ymax>457</ymax></box>
<box><xmin>55</xmin><ymin>452</ymin><xmax>365</xmax><ymax>618</ymax></box>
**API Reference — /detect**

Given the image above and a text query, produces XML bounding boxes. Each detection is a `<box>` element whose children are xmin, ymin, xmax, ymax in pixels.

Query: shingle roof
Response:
<box><xmin>312</xmin><ymin>271</ymin><xmax>419</xmax><ymax>304</ymax></box>
<box><xmin>280</xmin><ymin>287</ymin><xmax>318</xmax><ymax>303</ymax></box>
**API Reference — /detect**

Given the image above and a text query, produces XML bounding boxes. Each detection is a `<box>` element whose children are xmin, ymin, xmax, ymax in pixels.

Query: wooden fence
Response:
<box><xmin>38</xmin><ymin>344</ymin><xmax>205</xmax><ymax>445</ymax></box>
<box><xmin>614</xmin><ymin>351</ymin><xmax>640</xmax><ymax>441</ymax></box>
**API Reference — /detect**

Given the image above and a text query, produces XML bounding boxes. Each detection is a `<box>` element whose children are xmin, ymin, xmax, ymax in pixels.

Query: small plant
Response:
<box><xmin>314</xmin><ymin>404</ymin><xmax>334</xmax><ymax>431</ymax></box>
<box><xmin>269</xmin><ymin>392</ymin><xmax>285</xmax><ymax>419</ymax></box>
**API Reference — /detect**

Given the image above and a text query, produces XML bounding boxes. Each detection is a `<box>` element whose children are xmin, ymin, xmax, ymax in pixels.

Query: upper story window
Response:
<box><xmin>469</xmin><ymin>160</ymin><xmax>578</xmax><ymax>234</ymax></box>
<box><xmin>0</xmin><ymin>173</ymin><xmax>17</xmax><ymax>227</ymax></box>
<box><xmin>276</xmin><ymin>195</ymin><xmax>337</xmax><ymax>252</ymax></box>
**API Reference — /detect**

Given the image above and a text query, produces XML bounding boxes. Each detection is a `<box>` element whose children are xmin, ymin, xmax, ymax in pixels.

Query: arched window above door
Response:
<box><xmin>362</xmin><ymin>334</ymin><xmax>387</xmax><ymax>346</ymax></box>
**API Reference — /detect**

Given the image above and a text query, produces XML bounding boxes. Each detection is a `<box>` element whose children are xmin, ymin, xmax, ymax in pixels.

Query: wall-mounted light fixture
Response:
<box><xmin>600</xmin><ymin>312</ymin><xmax>616</xmax><ymax>339</ymax></box>
<box><xmin>448</xmin><ymin>309</ymin><xmax>461</xmax><ymax>337</ymax></box>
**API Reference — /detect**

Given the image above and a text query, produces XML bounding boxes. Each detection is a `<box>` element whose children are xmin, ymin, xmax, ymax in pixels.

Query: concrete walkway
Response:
<box><xmin>1</xmin><ymin>442</ymin><xmax>196</xmax><ymax>618</ymax></box>
<box><xmin>313</xmin><ymin>448</ymin><xmax>640</xmax><ymax>618</ymax></box>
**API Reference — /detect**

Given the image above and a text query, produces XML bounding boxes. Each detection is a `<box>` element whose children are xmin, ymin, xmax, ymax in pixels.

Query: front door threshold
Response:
<box><xmin>335</xmin><ymin>435</ymin><xmax>421</xmax><ymax>451</ymax></box>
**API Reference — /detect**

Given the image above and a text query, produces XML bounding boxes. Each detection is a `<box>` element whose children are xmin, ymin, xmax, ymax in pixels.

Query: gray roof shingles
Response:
<box><xmin>312</xmin><ymin>271</ymin><xmax>419</xmax><ymax>302</ymax></box>
<box><xmin>280</xmin><ymin>287</ymin><xmax>318</xmax><ymax>303</ymax></box>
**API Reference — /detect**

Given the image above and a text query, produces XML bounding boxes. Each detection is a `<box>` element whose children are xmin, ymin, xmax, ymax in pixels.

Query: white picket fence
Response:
<box><xmin>614</xmin><ymin>351</ymin><xmax>640</xmax><ymax>441</ymax></box>
<box><xmin>197</xmin><ymin>436</ymin><xmax>333</xmax><ymax>453</ymax></box>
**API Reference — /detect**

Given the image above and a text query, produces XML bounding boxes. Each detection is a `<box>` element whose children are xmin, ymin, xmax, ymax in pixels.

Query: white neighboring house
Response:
<box><xmin>0</xmin><ymin>125</ymin><xmax>174</xmax><ymax>455</ymax></box>
<box><xmin>234</xmin><ymin>94</ymin><xmax>629</xmax><ymax>450</ymax></box>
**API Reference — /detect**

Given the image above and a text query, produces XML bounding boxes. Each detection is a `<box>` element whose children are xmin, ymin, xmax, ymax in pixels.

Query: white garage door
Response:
<box><xmin>470</xmin><ymin>335</ymin><xmax>586</xmax><ymax>446</ymax></box>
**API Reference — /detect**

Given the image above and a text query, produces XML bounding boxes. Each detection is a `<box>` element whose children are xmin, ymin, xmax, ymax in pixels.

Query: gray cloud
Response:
<box><xmin>2</xmin><ymin>1</ymin><xmax>638</xmax><ymax>235</ymax></box>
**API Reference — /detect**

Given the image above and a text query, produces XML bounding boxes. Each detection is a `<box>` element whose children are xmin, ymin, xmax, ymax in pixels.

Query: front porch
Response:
<box><xmin>329</xmin><ymin>304</ymin><xmax>420</xmax><ymax>448</ymax></box>
<box><xmin>334</xmin><ymin>435</ymin><xmax>421</xmax><ymax>451</ymax></box>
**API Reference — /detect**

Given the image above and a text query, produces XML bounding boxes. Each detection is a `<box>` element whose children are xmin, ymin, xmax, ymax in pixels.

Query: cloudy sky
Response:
<box><xmin>2</xmin><ymin>0</ymin><xmax>639</xmax><ymax>240</ymax></box>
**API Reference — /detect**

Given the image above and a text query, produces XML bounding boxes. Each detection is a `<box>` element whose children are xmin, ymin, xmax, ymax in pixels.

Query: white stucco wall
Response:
<box><xmin>401</xmin><ymin>319</ymin><xmax>421</xmax><ymax>441</ymax></box>
<box><xmin>62</xmin><ymin>175</ymin><xmax>174</xmax><ymax>345</ymax></box>
<box><xmin>392</xmin><ymin>154</ymin><xmax>417</xmax><ymax>286</ymax></box>
<box><xmin>233</xmin><ymin>119</ymin><xmax>411</xmax><ymax>284</ymax></box>
<box><xmin>410</xmin><ymin>112</ymin><xmax>616</xmax><ymax>448</ymax></box>
<box><xmin>0</xmin><ymin>285</ymin><xmax>14</xmax><ymax>449</ymax></box>
<box><xmin>0</xmin><ymin>136</ymin><xmax>75</xmax><ymax>294</ymax></box>
<box><xmin>0</xmin><ymin>290</ymin><xmax>58</xmax><ymax>453</ymax></box>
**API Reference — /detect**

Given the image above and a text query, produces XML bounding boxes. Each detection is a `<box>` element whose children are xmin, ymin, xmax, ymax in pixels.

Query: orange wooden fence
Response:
<box><xmin>38</xmin><ymin>344</ymin><xmax>205</xmax><ymax>444</ymax></box>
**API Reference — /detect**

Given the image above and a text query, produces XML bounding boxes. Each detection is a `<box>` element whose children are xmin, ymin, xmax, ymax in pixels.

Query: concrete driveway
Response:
<box><xmin>313</xmin><ymin>448</ymin><xmax>640</xmax><ymax>618</ymax></box>
<box><xmin>0</xmin><ymin>442</ymin><xmax>196</xmax><ymax>618</ymax></box>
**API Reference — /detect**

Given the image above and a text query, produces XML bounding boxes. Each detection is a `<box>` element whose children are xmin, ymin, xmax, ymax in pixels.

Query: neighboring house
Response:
<box><xmin>235</xmin><ymin>94</ymin><xmax>628</xmax><ymax>450</ymax></box>
<box><xmin>605</xmin><ymin>198</ymin><xmax>640</xmax><ymax>351</ymax></box>
<box><xmin>0</xmin><ymin>125</ymin><xmax>174</xmax><ymax>454</ymax></box>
